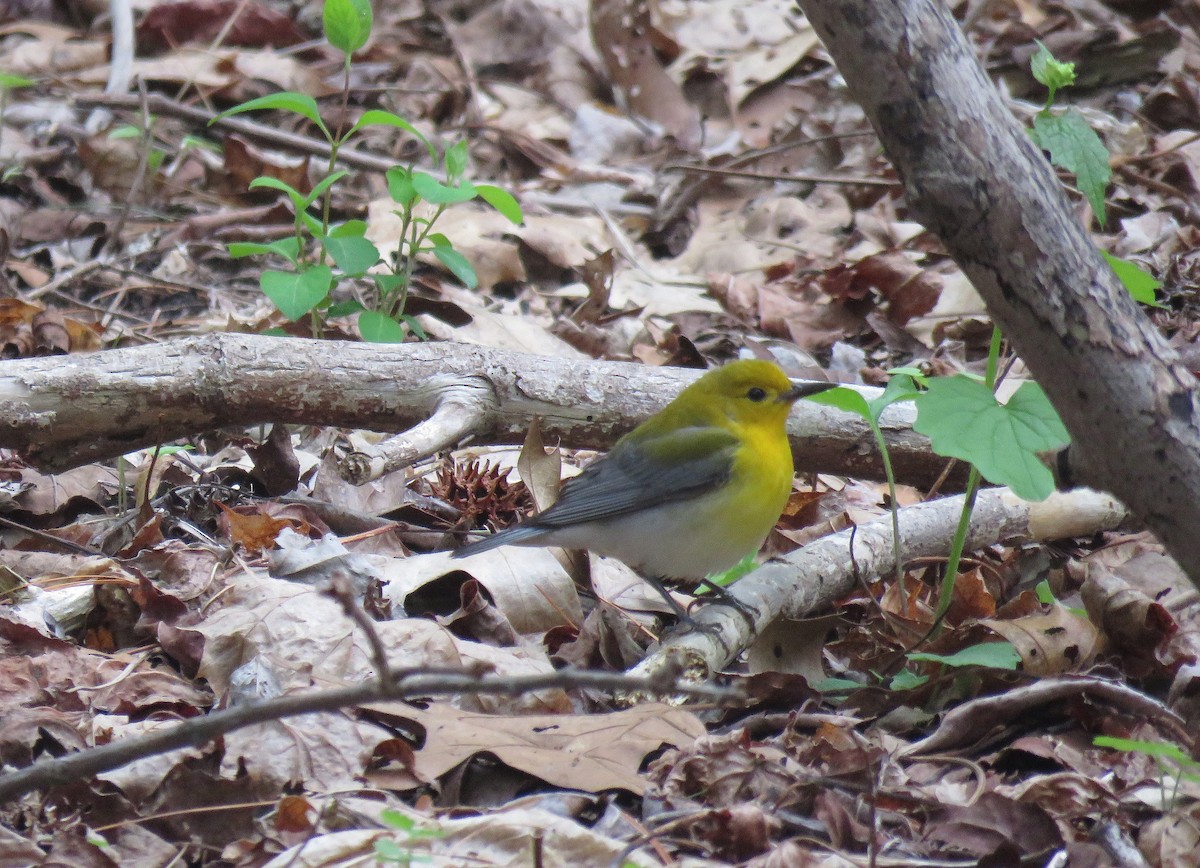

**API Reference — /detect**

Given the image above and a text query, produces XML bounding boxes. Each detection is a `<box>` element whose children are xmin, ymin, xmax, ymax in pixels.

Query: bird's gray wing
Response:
<box><xmin>531</xmin><ymin>426</ymin><xmax>739</xmax><ymax>528</ymax></box>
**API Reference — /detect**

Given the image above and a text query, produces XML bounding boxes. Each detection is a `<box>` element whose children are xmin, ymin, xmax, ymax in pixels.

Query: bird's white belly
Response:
<box><xmin>537</xmin><ymin>489</ymin><xmax>769</xmax><ymax>580</ymax></box>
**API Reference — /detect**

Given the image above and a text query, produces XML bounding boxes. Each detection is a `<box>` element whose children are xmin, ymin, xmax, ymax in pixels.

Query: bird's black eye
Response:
<box><xmin>747</xmin><ymin>387</ymin><xmax>768</xmax><ymax>402</ymax></box>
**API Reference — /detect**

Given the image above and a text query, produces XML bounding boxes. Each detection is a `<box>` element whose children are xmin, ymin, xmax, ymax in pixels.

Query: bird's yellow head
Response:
<box><xmin>689</xmin><ymin>359</ymin><xmax>805</xmax><ymax>426</ymax></box>
<box><xmin>641</xmin><ymin>359</ymin><xmax>811</xmax><ymax>435</ymax></box>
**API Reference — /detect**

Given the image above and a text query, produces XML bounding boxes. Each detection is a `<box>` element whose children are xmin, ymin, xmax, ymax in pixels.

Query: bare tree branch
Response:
<box><xmin>0</xmin><ymin>333</ymin><xmax>947</xmax><ymax>486</ymax></box>
<box><xmin>798</xmin><ymin>0</ymin><xmax>1200</xmax><ymax>587</ymax></box>
<box><xmin>0</xmin><ymin>666</ymin><xmax>735</xmax><ymax>804</ymax></box>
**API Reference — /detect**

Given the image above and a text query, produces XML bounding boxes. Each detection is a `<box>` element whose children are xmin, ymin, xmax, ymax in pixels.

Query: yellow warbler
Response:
<box><xmin>452</xmin><ymin>360</ymin><xmax>832</xmax><ymax>619</ymax></box>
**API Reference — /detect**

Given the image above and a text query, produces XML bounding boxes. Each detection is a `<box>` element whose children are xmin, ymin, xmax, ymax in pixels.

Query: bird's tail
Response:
<box><xmin>450</xmin><ymin>524</ymin><xmax>547</xmax><ymax>558</ymax></box>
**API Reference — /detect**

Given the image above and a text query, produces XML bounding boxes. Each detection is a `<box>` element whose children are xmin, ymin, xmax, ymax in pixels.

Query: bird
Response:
<box><xmin>452</xmin><ymin>359</ymin><xmax>833</xmax><ymax>623</ymax></box>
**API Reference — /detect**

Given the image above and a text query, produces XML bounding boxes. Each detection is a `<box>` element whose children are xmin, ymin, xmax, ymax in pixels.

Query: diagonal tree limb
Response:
<box><xmin>796</xmin><ymin>0</ymin><xmax>1200</xmax><ymax>588</ymax></box>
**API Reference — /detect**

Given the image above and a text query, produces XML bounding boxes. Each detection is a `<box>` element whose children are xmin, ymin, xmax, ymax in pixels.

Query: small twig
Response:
<box><xmin>0</xmin><ymin>666</ymin><xmax>736</xmax><ymax>804</ymax></box>
<box><xmin>105</xmin><ymin>78</ymin><xmax>154</xmax><ymax>253</ymax></box>
<box><xmin>75</xmin><ymin>93</ymin><xmax>399</xmax><ymax>173</ymax></box>
<box><xmin>327</xmin><ymin>571</ymin><xmax>393</xmax><ymax>684</ymax></box>
<box><xmin>23</xmin><ymin>260</ymin><xmax>106</xmax><ymax>301</ymax></box>
<box><xmin>173</xmin><ymin>0</ymin><xmax>254</xmax><ymax>102</ymax></box>
<box><xmin>661</xmin><ymin>164</ymin><xmax>898</xmax><ymax>187</ymax></box>
<box><xmin>0</xmin><ymin>514</ymin><xmax>104</xmax><ymax>556</ymax></box>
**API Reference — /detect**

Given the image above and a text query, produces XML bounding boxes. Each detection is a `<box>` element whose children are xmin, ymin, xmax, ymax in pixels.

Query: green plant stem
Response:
<box><xmin>932</xmin><ymin>326</ymin><xmax>1002</xmax><ymax>631</ymax></box>
<box><xmin>322</xmin><ymin>57</ymin><xmax>353</xmax><ymax>257</ymax></box>
<box><xmin>870</xmin><ymin>418</ymin><xmax>906</xmax><ymax>603</ymax></box>
<box><xmin>984</xmin><ymin>325</ymin><xmax>1002</xmax><ymax>386</ymax></box>
<box><xmin>386</xmin><ymin>201</ymin><xmax>447</xmax><ymax>320</ymax></box>
<box><xmin>383</xmin><ymin>203</ymin><xmax>416</xmax><ymax>318</ymax></box>
<box><xmin>932</xmin><ymin>464</ymin><xmax>982</xmax><ymax>628</ymax></box>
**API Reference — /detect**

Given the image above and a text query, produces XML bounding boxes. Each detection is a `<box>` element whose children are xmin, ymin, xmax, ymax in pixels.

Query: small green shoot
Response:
<box><xmin>809</xmin><ymin>373</ymin><xmax>922</xmax><ymax>596</ymax></box>
<box><xmin>1094</xmin><ymin>735</ymin><xmax>1200</xmax><ymax>806</ymax></box>
<box><xmin>1028</xmin><ymin>41</ymin><xmax>1111</xmax><ymax>226</ymax></box>
<box><xmin>212</xmin><ymin>0</ymin><xmax>522</xmax><ymax>341</ymax></box>
<box><xmin>374</xmin><ymin>808</ymin><xmax>441</xmax><ymax>865</ymax></box>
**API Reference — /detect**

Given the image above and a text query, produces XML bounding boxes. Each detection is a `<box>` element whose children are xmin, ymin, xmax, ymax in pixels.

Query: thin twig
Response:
<box><xmin>662</xmin><ymin>164</ymin><xmax>899</xmax><ymax>187</ymax></box>
<box><xmin>0</xmin><ymin>665</ymin><xmax>736</xmax><ymax>804</ymax></box>
<box><xmin>327</xmin><ymin>571</ymin><xmax>393</xmax><ymax>684</ymax></box>
<box><xmin>75</xmin><ymin>93</ymin><xmax>400</xmax><ymax>173</ymax></box>
<box><xmin>105</xmin><ymin>79</ymin><xmax>153</xmax><ymax>254</ymax></box>
<box><xmin>23</xmin><ymin>260</ymin><xmax>106</xmax><ymax>301</ymax></box>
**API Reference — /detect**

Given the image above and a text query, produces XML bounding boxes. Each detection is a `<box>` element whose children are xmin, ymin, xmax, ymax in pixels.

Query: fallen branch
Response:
<box><xmin>628</xmin><ymin>487</ymin><xmax>1128</xmax><ymax>689</ymax></box>
<box><xmin>76</xmin><ymin>93</ymin><xmax>397</xmax><ymax>173</ymax></box>
<box><xmin>0</xmin><ymin>665</ymin><xmax>734</xmax><ymax>804</ymax></box>
<box><xmin>0</xmin><ymin>334</ymin><xmax>947</xmax><ymax>487</ymax></box>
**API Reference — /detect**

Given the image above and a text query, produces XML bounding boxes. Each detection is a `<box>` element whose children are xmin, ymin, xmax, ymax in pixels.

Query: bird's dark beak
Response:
<box><xmin>781</xmin><ymin>381</ymin><xmax>836</xmax><ymax>404</ymax></box>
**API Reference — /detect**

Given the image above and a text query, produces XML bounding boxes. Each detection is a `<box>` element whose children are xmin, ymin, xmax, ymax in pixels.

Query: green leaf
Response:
<box><xmin>1030</xmin><ymin>41</ymin><xmax>1075</xmax><ymax>104</ymax></box>
<box><xmin>248</xmin><ymin>175</ymin><xmax>308</xmax><ymax>213</ymax></box>
<box><xmin>476</xmin><ymin>184</ymin><xmax>523</xmax><ymax>225</ymax></box>
<box><xmin>211</xmin><ymin>92</ymin><xmax>330</xmax><ymax>141</ymax></box>
<box><xmin>305</xmin><ymin>170</ymin><xmax>348</xmax><ymax>209</ymax></box>
<box><xmin>229</xmin><ymin>238</ymin><xmax>301</xmax><ymax>264</ymax></box>
<box><xmin>432</xmin><ymin>244</ymin><xmax>477</xmax><ymax>288</ymax></box>
<box><xmin>298</xmin><ymin>209</ymin><xmax>325</xmax><ymax>236</ymax></box>
<box><xmin>374</xmin><ymin>838</ymin><xmax>409</xmax><ymax>862</ymax></box>
<box><xmin>914</xmin><ymin>375</ymin><xmax>1069</xmax><ymax>501</ymax></box>
<box><xmin>887</xmin><ymin>366</ymin><xmax>928</xmax><ymax>384</ymax></box>
<box><xmin>807</xmin><ymin>386</ymin><xmax>871</xmax><ymax>421</ymax></box>
<box><xmin>152</xmin><ymin>445</ymin><xmax>195</xmax><ymax>457</ymax></box>
<box><xmin>330</xmin><ymin>220</ymin><xmax>367</xmax><ymax>238</ymax></box>
<box><xmin>380</xmin><ymin>809</ymin><xmax>416</xmax><ymax>831</ymax></box>
<box><xmin>1030</xmin><ymin>109</ymin><xmax>1110</xmax><ymax>225</ymax></box>
<box><xmin>1101</xmin><ymin>251</ymin><xmax>1163</xmax><ymax>307</ymax></box>
<box><xmin>346</xmin><ymin>110</ymin><xmax>429</xmax><ymax>154</ymax></box>
<box><xmin>888</xmin><ymin>670</ymin><xmax>929</xmax><ymax>691</ymax></box>
<box><xmin>1035</xmin><ymin>579</ymin><xmax>1057</xmax><ymax>604</ymax></box>
<box><xmin>0</xmin><ymin>72</ymin><xmax>34</xmax><ymax>89</ymax></box>
<box><xmin>326</xmin><ymin>299</ymin><xmax>365</xmax><ymax>318</ymax></box>
<box><xmin>700</xmin><ymin>552</ymin><xmax>757</xmax><ymax>590</ymax></box>
<box><xmin>444</xmin><ymin>140</ymin><xmax>469</xmax><ymax>180</ymax></box>
<box><xmin>1094</xmin><ymin>736</ymin><xmax>1193</xmax><ymax>764</ymax></box>
<box><xmin>411</xmin><ymin>171</ymin><xmax>477</xmax><ymax>205</ymax></box>
<box><xmin>228</xmin><ymin>242</ymin><xmax>274</xmax><ymax>259</ymax></box>
<box><xmin>868</xmin><ymin>374</ymin><xmax>922</xmax><ymax>421</ymax></box>
<box><xmin>108</xmin><ymin>124</ymin><xmax>143</xmax><ymax>140</ymax></box>
<box><xmin>908</xmin><ymin>642</ymin><xmax>1022</xmax><ymax>670</ymax></box>
<box><xmin>326</xmin><ymin>235</ymin><xmax>380</xmax><ymax>276</ymax></box>
<box><xmin>814</xmin><ymin>677</ymin><xmax>861</xmax><ymax>694</ymax></box>
<box><xmin>261</xmin><ymin>266</ymin><xmax>332</xmax><ymax>320</ymax></box>
<box><xmin>399</xmin><ymin>314</ymin><xmax>427</xmax><ymax>341</ymax></box>
<box><xmin>323</xmin><ymin>0</ymin><xmax>373</xmax><ymax>55</ymax></box>
<box><xmin>807</xmin><ymin>376</ymin><xmax>920</xmax><ymax>426</ymax></box>
<box><xmin>180</xmin><ymin>134</ymin><xmax>221</xmax><ymax>153</ymax></box>
<box><xmin>386</xmin><ymin>167</ymin><xmax>417</xmax><ymax>206</ymax></box>
<box><xmin>374</xmin><ymin>272</ymin><xmax>408</xmax><ymax>296</ymax></box>
<box><xmin>359</xmin><ymin>310</ymin><xmax>408</xmax><ymax>343</ymax></box>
